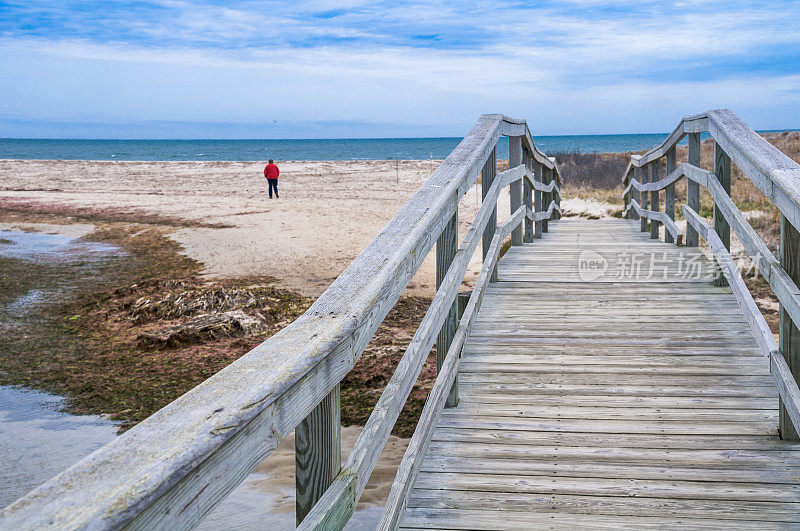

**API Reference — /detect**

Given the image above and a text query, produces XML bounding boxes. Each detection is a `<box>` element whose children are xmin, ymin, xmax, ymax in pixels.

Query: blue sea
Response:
<box><xmin>0</xmin><ymin>131</ymin><xmax>786</xmax><ymax>161</ymax></box>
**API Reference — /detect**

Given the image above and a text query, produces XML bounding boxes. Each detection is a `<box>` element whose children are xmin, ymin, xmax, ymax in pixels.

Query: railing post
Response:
<box><xmin>296</xmin><ymin>385</ymin><xmax>341</xmax><ymax>525</ymax></box>
<box><xmin>780</xmin><ymin>217</ymin><xmax>800</xmax><ymax>440</ymax></box>
<box><xmin>650</xmin><ymin>161</ymin><xmax>661</xmax><ymax>240</ymax></box>
<box><xmin>686</xmin><ymin>133</ymin><xmax>701</xmax><ymax>247</ymax></box>
<box><xmin>637</xmin><ymin>165</ymin><xmax>647</xmax><ymax>232</ymax></box>
<box><xmin>509</xmin><ymin>136</ymin><xmax>523</xmax><ymax>246</ymax></box>
<box><xmin>713</xmin><ymin>142</ymin><xmax>731</xmax><ymax>287</ymax></box>
<box><xmin>665</xmin><ymin>148</ymin><xmax>676</xmax><ymax>244</ymax></box>
<box><xmin>523</xmin><ymin>150</ymin><xmax>534</xmax><ymax>243</ymax></box>
<box><xmin>551</xmin><ymin>158</ymin><xmax>561</xmax><ymax>220</ymax></box>
<box><xmin>542</xmin><ymin>166</ymin><xmax>551</xmax><ymax>233</ymax></box>
<box><xmin>533</xmin><ymin>162</ymin><xmax>543</xmax><ymax>238</ymax></box>
<box><xmin>437</xmin><ymin>205</ymin><xmax>459</xmax><ymax>408</ymax></box>
<box><xmin>629</xmin><ymin>167</ymin><xmax>640</xmax><ymax>220</ymax></box>
<box><xmin>481</xmin><ymin>147</ymin><xmax>498</xmax><ymax>282</ymax></box>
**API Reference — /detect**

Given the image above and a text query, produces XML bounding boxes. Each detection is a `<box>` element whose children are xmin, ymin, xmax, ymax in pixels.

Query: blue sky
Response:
<box><xmin>1</xmin><ymin>0</ymin><xmax>799</xmax><ymax>138</ymax></box>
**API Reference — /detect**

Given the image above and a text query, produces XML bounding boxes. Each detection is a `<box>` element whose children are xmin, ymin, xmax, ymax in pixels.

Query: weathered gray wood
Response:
<box><xmin>713</xmin><ymin>141</ymin><xmax>732</xmax><ymax>287</ymax></box>
<box><xmin>509</xmin><ymin>136</ymin><xmax>523</xmax><ymax>246</ymax></box>
<box><xmin>665</xmin><ymin>148</ymin><xmax>676</xmax><ymax>244</ymax></box>
<box><xmin>436</xmin><ymin>208</ymin><xmax>458</xmax><ymax>409</ymax></box>
<box><xmin>522</xmin><ymin>149</ymin><xmax>534</xmax><ymax>242</ymax></box>
<box><xmin>297</xmin><ymin>169</ymin><xmax>528</xmax><ymax>530</ymax></box>
<box><xmin>684</xmin><ymin>205</ymin><xmax>800</xmax><ymax>435</ymax></box>
<box><xmin>481</xmin><ymin>147</ymin><xmax>498</xmax><ymax>282</ymax></box>
<box><xmin>549</xmin><ymin>156</ymin><xmax>561</xmax><ymax>220</ymax></box>
<box><xmin>622</xmin><ymin>199</ymin><xmax>682</xmax><ymax>245</ymax></box>
<box><xmin>533</xmin><ymin>162</ymin><xmax>543</xmax><ymax>237</ymax></box>
<box><xmin>380</xmin><ymin>208</ymin><xmax>525</xmax><ymax>531</ymax></box>
<box><xmin>400</xmin><ymin>218</ymin><xmax>800</xmax><ymax>529</ymax></box>
<box><xmin>649</xmin><ymin>161</ymin><xmax>661</xmax><ymax>239</ymax></box>
<box><xmin>542</xmin><ymin>166</ymin><xmax>552</xmax><ymax>233</ymax></box>
<box><xmin>686</xmin><ymin>132</ymin><xmax>701</xmax><ymax>247</ymax></box>
<box><xmin>628</xmin><ymin>155</ymin><xmax>641</xmax><ymax>220</ymax></box>
<box><xmin>637</xmin><ymin>165</ymin><xmax>647</xmax><ymax>231</ymax></box>
<box><xmin>781</xmin><ymin>216</ymin><xmax>800</xmax><ymax>440</ymax></box>
<box><xmin>296</xmin><ymin>385</ymin><xmax>341</xmax><ymax>525</ymax></box>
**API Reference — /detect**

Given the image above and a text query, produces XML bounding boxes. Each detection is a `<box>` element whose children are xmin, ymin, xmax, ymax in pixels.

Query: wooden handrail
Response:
<box><xmin>296</xmin><ymin>166</ymin><xmax>533</xmax><ymax>529</ymax></box>
<box><xmin>621</xmin><ymin>109</ymin><xmax>800</xmax><ymax>440</ymax></box>
<box><xmin>683</xmin><ymin>205</ymin><xmax>800</xmax><ymax>431</ymax></box>
<box><xmin>0</xmin><ymin>114</ymin><xmax>560</xmax><ymax>530</ymax></box>
<box><xmin>379</xmin><ymin>205</ymin><xmax>529</xmax><ymax>530</ymax></box>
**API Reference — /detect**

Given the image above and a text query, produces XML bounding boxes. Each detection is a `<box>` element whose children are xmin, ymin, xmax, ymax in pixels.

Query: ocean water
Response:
<box><xmin>0</xmin><ymin>133</ymin><xmax>721</xmax><ymax>161</ymax></box>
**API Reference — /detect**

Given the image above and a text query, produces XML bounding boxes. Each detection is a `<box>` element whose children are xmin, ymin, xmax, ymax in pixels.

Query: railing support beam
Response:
<box><xmin>296</xmin><ymin>385</ymin><xmax>341</xmax><ymax>525</ymax></box>
<box><xmin>713</xmin><ymin>142</ymin><xmax>731</xmax><ymax>287</ymax></box>
<box><xmin>437</xmin><ymin>208</ymin><xmax>459</xmax><ymax>408</ymax></box>
<box><xmin>665</xmin><ymin>148</ymin><xmax>676</xmax><ymax>244</ymax></box>
<box><xmin>686</xmin><ymin>133</ymin><xmax>701</xmax><ymax>247</ymax></box>
<box><xmin>481</xmin><ymin>147</ymin><xmax>498</xmax><ymax>282</ymax></box>
<box><xmin>509</xmin><ymin>136</ymin><xmax>523</xmax><ymax>246</ymax></box>
<box><xmin>523</xmin><ymin>150</ymin><xmax>534</xmax><ymax>242</ymax></box>
<box><xmin>533</xmin><ymin>162</ymin><xmax>543</xmax><ymax>238</ymax></box>
<box><xmin>542</xmin><ymin>167</ymin><xmax>552</xmax><ymax>233</ymax></box>
<box><xmin>637</xmin><ymin>166</ymin><xmax>648</xmax><ymax>232</ymax></box>
<box><xmin>780</xmin><ymin>217</ymin><xmax>800</xmax><ymax>440</ymax></box>
<box><xmin>650</xmin><ymin>161</ymin><xmax>661</xmax><ymax>240</ymax></box>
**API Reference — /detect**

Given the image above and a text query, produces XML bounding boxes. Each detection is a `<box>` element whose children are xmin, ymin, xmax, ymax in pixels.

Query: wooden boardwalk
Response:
<box><xmin>401</xmin><ymin>218</ymin><xmax>800</xmax><ymax>529</ymax></box>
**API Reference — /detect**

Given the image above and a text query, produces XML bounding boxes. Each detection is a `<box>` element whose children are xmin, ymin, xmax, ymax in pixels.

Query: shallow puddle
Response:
<box><xmin>0</xmin><ymin>385</ymin><xmax>118</xmax><ymax>509</ymax></box>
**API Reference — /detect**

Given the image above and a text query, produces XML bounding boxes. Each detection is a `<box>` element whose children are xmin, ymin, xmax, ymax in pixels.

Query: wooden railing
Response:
<box><xmin>621</xmin><ymin>109</ymin><xmax>800</xmax><ymax>438</ymax></box>
<box><xmin>0</xmin><ymin>115</ymin><xmax>561</xmax><ymax>529</ymax></box>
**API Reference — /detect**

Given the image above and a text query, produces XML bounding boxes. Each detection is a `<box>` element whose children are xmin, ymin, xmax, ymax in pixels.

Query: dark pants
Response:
<box><xmin>267</xmin><ymin>178</ymin><xmax>278</xmax><ymax>198</ymax></box>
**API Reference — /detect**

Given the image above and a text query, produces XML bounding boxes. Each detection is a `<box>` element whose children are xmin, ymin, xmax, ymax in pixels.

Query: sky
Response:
<box><xmin>1</xmin><ymin>0</ymin><xmax>799</xmax><ymax>138</ymax></box>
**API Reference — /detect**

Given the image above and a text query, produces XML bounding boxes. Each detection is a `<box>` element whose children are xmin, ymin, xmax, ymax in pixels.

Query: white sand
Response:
<box><xmin>0</xmin><ymin>159</ymin><xmax>511</xmax><ymax>297</ymax></box>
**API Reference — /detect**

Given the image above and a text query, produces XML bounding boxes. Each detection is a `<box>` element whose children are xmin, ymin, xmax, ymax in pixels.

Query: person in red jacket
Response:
<box><xmin>264</xmin><ymin>159</ymin><xmax>280</xmax><ymax>198</ymax></box>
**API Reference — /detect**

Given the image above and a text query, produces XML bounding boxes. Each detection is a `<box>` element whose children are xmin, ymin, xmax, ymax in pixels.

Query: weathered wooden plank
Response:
<box><xmin>419</xmin><ymin>455</ymin><xmax>799</xmax><ymax>484</ymax></box>
<box><xmin>296</xmin><ymin>385</ymin><xmax>341</xmax><ymax>524</ymax></box>
<box><xmin>297</xmin><ymin>203</ymin><xmax>529</xmax><ymax>527</ymax></box>
<box><xmin>411</xmin><ymin>473</ymin><xmax>800</xmax><ymax>503</ymax></box>
<box><xmin>407</xmin><ymin>489</ymin><xmax>800</xmax><ymax>523</ymax></box>
<box><xmin>424</xmin><ymin>440</ymin><xmax>800</xmax><ymax>467</ymax></box>
<box><xmin>401</xmin><ymin>507</ymin><xmax>788</xmax><ymax>530</ymax></box>
<box><xmin>665</xmin><ymin>148</ymin><xmax>676</xmax><ymax>244</ymax></box>
<box><xmin>508</xmin><ymin>135</ymin><xmax>523</xmax><ymax>246</ymax></box>
<box><xmin>650</xmin><ymin>161</ymin><xmax>661</xmax><ymax>239</ymax></box>
<box><xmin>686</xmin><ymin>132</ymin><xmax>701</xmax><ymax>247</ymax></box>
<box><xmin>481</xmin><ymin>147</ymin><xmax>498</xmax><ymax>282</ymax></box>
<box><xmin>638</xmin><ymin>165</ymin><xmax>648</xmax><ymax>232</ymax></box>
<box><xmin>429</xmin><ymin>427</ymin><xmax>799</xmax><ymax>451</ymax></box>
<box><xmin>781</xmin><ymin>215</ymin><xmax>800</xmax><ymax>440</ymax></box>
<box><xmin>435</xmin><ymin>207</ymin><xmax>457</xmax><ymax>408</ymax></box>
<box><xmin>713</xmin><ymin>141</ymin><xmax>732</xmax><ymax>287</ymax></box>
<box><xmin>378</xmin><ymin>204</ymin><xmax>525</xmax><ymax>530</ymax></box>
<box><xmin>522</xmin><ymin>148</ymin><xmax>533</xmax><ymax>242</ymax></box>
<box><xmin>533</xmin><ymin>161</ymin><xmax>544</xmax><ymax>237</ymax></box>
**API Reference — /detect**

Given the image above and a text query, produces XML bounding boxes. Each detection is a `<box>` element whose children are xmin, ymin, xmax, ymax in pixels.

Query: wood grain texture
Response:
<box><xmin>781</xmin><ymin>215</ymin><xmax>800</xmax><ymax>440</ymax></box>
<box><xmin>297</xmin><ymin>172</ymin><xmax>532</xmax><ymax>529</ymax></box>
<box><xmin>379</xmin><ymin>207</ymin><xmax>526</xmax><ymax>531</ymax></box>
<box><xmin>687</xmin><ymin>132</ymin><xmax>701</xmax><ymax>247</ymax></box>
<box><xmin>713</xmin><ymin>141</ymin><xmax>732</xmax><ymax>287</ymax></box>
<box><xmin>649</xmin><ymin>161</ymin><xmax>661</xmax><ymax>239</ymax></box>
<box><xmin>533</xmin><ymin>162</ymin><xmax>544</xmax><ymax>237</ymax></box>
<box><xmin>436</xmin><ymin>209</ymin><xmax>457</xmax><ymax>408</ymax></box>
<box><xmin>296</xmin><ymin>385</ymin><xmax>341</xmax><ymax>525</ymax></box>
<box><xmin>665</xmin><ymin>148</ymin><xmax>676</xmax><ymax>244</ymax></box>
<box><xmin>509</xmin><ymin>135</ymin><xmax>523</xmax><ymax>246</ymax></box>
<box><xmin>399</xmin><ymin>218</ymin><xmax>800</xmax><ymax>529</ymax></box>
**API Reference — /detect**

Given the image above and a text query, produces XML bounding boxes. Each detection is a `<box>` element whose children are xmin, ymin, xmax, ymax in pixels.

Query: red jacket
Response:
<box><xmin>264</xmin><ymin>163</ymin><xmax>280</xmax><ymax>179</ymax></box>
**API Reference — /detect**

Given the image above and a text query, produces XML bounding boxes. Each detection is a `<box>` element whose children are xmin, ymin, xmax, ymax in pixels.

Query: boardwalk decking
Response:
<box><xmin>401</xmin><ymin>218</ymin><xmax>800</xmax><ymax>529</ymax></box>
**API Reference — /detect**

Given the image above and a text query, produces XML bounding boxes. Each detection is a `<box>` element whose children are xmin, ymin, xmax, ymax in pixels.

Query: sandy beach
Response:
<box><xmin>0</xmin><ymin>159</ymin><xmax>512</xmax><ymax>297</ymax></box>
